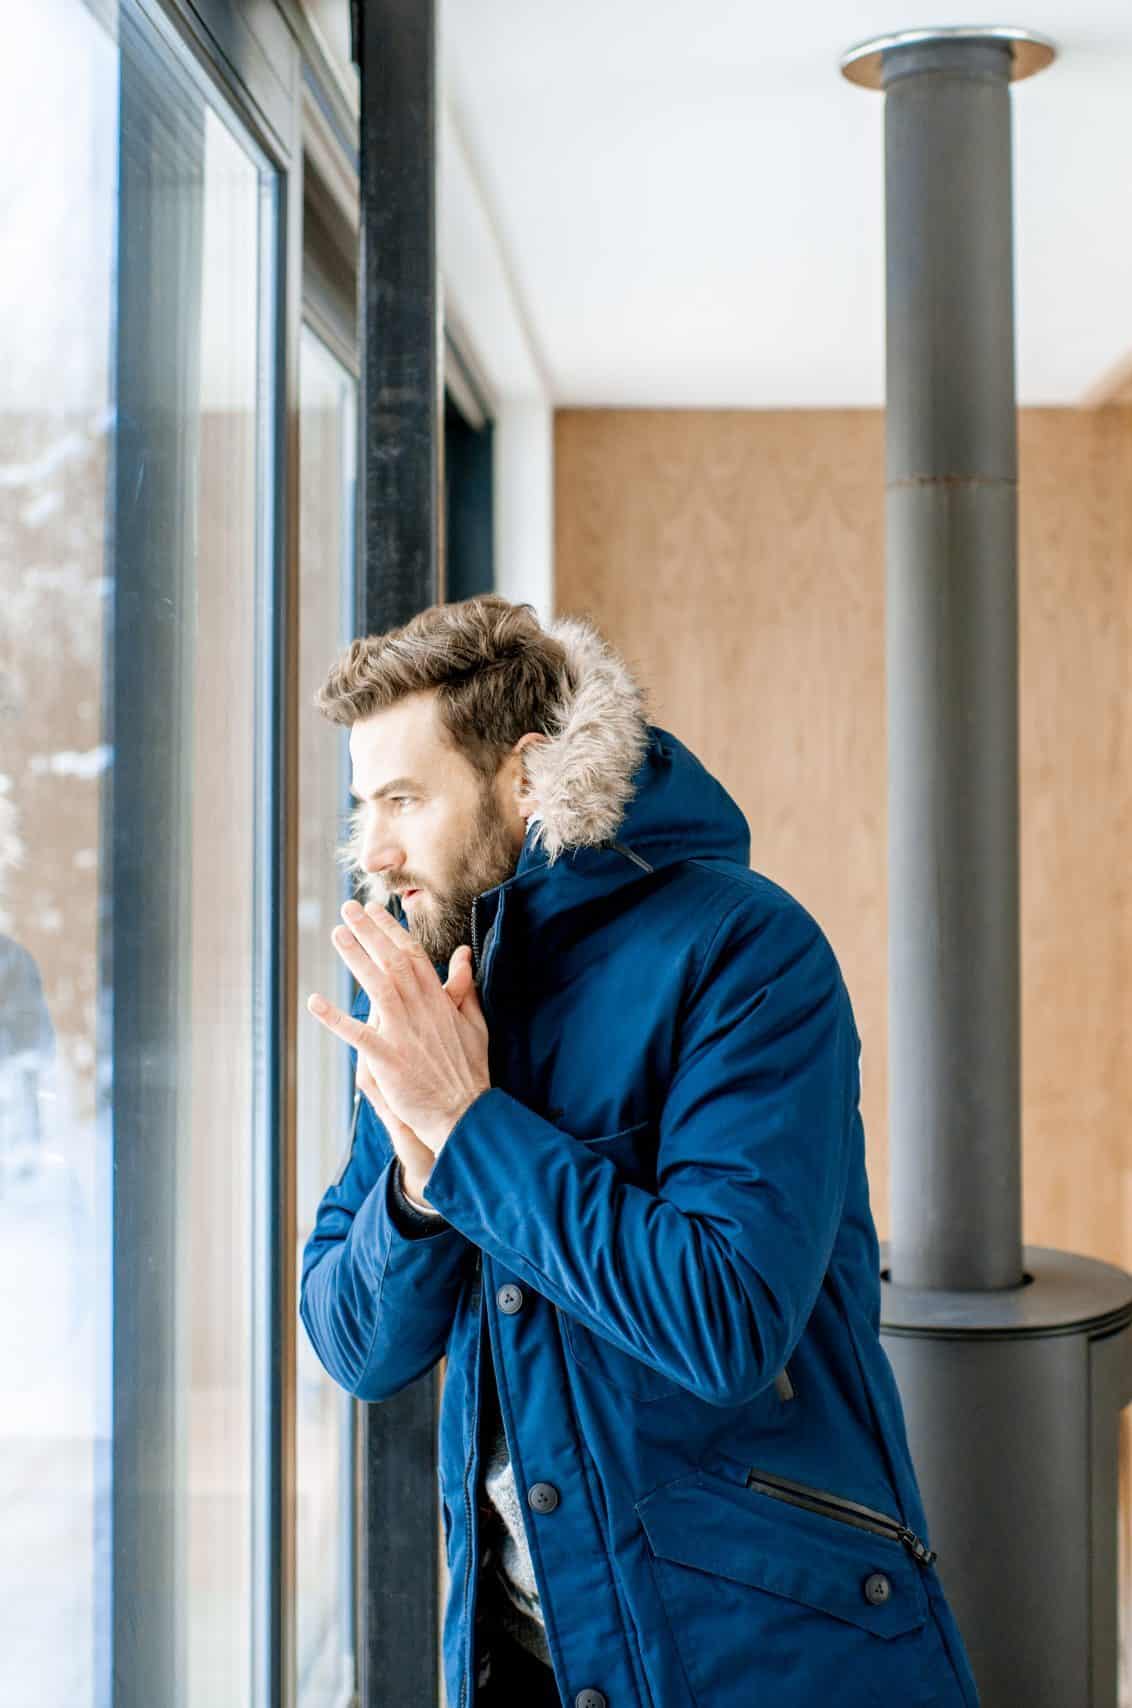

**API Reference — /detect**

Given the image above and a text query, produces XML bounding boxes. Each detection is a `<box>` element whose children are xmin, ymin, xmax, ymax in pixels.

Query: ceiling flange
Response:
<box><xmin>840</xmin><ymin>25</ymin><xmax>1057</xmax><ymax>90</ymax></box>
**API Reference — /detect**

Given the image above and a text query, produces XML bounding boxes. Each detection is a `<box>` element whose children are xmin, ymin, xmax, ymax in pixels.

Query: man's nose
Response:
<box><xmin>361</xmin><ymin>828</ymin><xmax>405</xmax><ymax>875</ymax></box>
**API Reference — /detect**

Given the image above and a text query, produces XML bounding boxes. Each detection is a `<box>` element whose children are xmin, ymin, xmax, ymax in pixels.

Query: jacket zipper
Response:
<box><xmin>462</xmin><ymin>900</ymin><xmax>499</xmax><ymax>1705</ymax></box>
<box><xmin>458</xmin><ymin>1249</ymin><xmax>484</xmax><ymax>1708</ymax></box>
<box><xmin>469</xmin><ymin>898</ymin><xmax>500</xmax><ymax>1022</ymax></box>
<box><xmin>744</xmin><ymin>1466</ymin><xmax>937</xmax><ymax>1567</ymax></box>
<box><xmin>458</xmin><ymin>1438</ymin><xmax>474</xmax><ymax>1708</ymax></box>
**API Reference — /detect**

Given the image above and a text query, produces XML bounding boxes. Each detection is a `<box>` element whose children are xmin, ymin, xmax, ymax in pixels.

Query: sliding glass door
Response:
<box><xmin>295</xmin><ymin>325</ymin><xmax>358</xmax><ymax>1708</ymax></box>
<box><xmin>0</xmin><ymin>2</ymin><xmax>280</xmax><ymax>1702</ymax></box>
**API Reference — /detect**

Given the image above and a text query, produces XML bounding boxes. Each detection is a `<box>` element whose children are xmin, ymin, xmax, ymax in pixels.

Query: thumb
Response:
<box><xmin>443</xmin><ymin>944</ymin><xmax>476</xmax><ymax>1009</ymax></box>
<box><xmin>454</xmin><ymin>966</ymin><xmax>487</xmax><ymax>1035</ymax></box>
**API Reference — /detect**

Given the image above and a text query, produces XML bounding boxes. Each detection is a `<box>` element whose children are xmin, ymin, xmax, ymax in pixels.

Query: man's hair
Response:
<box><xmin>316</xmin><ymin>594</ymin><xmax>570</xmax><ymax>779</ymax></box>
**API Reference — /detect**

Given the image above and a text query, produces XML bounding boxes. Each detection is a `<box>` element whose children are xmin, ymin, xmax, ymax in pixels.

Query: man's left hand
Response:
<box><xmin>308</xmin><ymin>899</ymin><xmax>491</xmax><ymax>1156</ymax></box>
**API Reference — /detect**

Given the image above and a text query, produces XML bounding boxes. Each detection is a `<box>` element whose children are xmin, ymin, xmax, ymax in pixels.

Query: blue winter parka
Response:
<box><xmin>300</xmin><ymin>633</ymin><xmax>980</xmax><ymax>1708</ymax></box>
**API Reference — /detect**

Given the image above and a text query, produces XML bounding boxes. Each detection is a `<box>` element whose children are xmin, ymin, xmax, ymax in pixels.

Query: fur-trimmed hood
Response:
<box><xmin>519</xmin><ymin>616</ymin><xmax>750</xmax><ymax>877</ymax></box>
<box><xmin>522</xmin><ymin>615</ymin><xmax>651</xmax><ymax>865</ymax></box>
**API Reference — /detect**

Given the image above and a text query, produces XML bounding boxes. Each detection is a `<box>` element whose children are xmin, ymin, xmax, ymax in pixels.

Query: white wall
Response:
<box><xmin>439</xmin><ymin>29</ymin><xmax>555</xmax><ymax>618</ymax></box>
<box><xmin>493</xmin><ymin>400</ymin><xmax>553</xmax><ymax>624</ymax></box>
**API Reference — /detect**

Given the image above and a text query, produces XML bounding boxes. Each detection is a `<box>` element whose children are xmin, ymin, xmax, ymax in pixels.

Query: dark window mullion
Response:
<box><xmin>354</xmin><ymin>2</ymin><xmax>444</xmax><ymax>1705</ymax></box>
<box><xmin>258</xmin><ymin>153</ymin><xmax>290</xmax><ymax>1708</ymax></box>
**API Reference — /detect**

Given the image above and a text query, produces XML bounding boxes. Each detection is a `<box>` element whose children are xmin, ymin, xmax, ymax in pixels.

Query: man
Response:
<box><xmin>300</xmin><ymin>595</ymin><xmax>980</xmax><ymax>1708</ymax></box>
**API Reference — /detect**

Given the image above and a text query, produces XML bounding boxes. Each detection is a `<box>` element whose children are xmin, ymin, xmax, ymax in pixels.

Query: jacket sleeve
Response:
<box><xmin>418</xmin><ymin>893</ymin><xmax>857</xmax><ymax>1409</ymax></box>
<box><xmin>299</xmin><ymin>987</ymin><xmax>478</xmax><ymax>1403</ymax></box>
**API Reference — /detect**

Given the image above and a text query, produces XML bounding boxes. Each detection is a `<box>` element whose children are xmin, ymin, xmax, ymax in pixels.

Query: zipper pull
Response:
<box><xmin>898</xmin><ymin>1526</ymin><xmax>937</xmax><ymax>1567</ymax></box>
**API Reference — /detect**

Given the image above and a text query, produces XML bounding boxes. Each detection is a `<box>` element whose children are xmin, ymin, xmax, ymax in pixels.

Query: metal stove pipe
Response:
<box><xmin>845</xmin><ymin>27</ymin><xmax>1054</xmax><ymax>1291</ymax></box>
<box><xmin>842</xmin><ymin>31</ymin><xmax>1132</xmax><ymax>1706</ymax></box>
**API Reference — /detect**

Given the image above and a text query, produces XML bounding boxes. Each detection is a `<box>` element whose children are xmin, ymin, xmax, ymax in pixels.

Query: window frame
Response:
<box><xmin>106</xmin><ymin>4</ymin><xmax>300</xmax><ymax>1706</ymax></box>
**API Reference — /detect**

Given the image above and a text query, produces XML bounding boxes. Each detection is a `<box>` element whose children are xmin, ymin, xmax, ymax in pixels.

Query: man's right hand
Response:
<box><xmin>356</xmin><ymin>942</ymin><xmax>478</xmax><ymax>1202</ymax></box>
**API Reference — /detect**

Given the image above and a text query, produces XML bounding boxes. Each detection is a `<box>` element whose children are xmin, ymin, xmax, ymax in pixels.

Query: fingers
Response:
<box><xmin>363</xmin><ymin>901</ymin><xmax>449</xmax><ymax>997</ymax></box>
<box><xmin>330</xmin><ymin>922</ymin><xmax>400</xmax><ymax>1020</ymax></box>
<box><xmin>358</xmin><ymin>898</ymin><xmax>433</xmax><ymax>968</ymax></box>
<box><xmin>338</xmin><ymin>897</ymin><xmax>480</xmax><ymax>1036</ymax></box>
<box><xmin>308</xmin><ymin>995</ymin><xmax>413</xmax><ymax>1139</ymax></box>
<box><xmin>333</xmin><ymin>897</ymin><xmax>440</xmax><ymax>1008</ymax></box>
<box><xmin>307</xmin><ymin>992</ymin><xmax>375</xmax><ymax>1051</ymax></box>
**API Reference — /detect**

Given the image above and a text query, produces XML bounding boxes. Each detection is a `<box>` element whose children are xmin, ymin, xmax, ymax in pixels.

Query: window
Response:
<box><xmin>295</xmin><ymin>324</ymin><xmax>359</xmax><ymax>1708</ymax></box>
<box><xmin>0</xmin><ymin>2</ymin><xmax>279</xmax><ymax>1701</ymax></box>
<box><xmin>444</xmin><ymin>388</ymin><xmax>495</xmax><ymax>602</ymax></box>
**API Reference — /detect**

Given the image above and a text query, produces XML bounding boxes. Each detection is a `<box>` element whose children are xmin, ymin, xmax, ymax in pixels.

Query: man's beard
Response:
<box><xmin>396</xmin><ymin>781</ymin><xmax>519</xmax><ymax>967</ymax></box>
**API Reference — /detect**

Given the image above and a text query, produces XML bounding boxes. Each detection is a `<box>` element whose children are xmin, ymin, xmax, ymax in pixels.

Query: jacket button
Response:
<box><xmin>863</xmin><ymin>1572</ymin><xmax>892</xmax><ymax>1605</ymax></box>
<box><xmin>497</xmin><ymin>1283</ymin><xmax>524</xmax><ymax>1314</ymax></box>
<box><xmin>527</xmin><ymin>1482</ymin><xmax>559</xmax><ymax>1513</ymax></box>
<box><xmin>575</xmin><ymin>1693</ymin><xmax>606</xmax><ymax>1708</ymax></box>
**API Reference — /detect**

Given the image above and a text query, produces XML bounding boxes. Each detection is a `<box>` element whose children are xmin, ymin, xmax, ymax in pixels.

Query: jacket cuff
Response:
<box><xmin>419</xmin><ymin>1087</ymin><xmax>561</xmax><ymax>1261</ymax></box>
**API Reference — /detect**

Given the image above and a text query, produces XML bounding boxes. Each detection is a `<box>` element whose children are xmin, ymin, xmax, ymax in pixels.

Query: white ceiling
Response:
<box><xmin>442</xmin><ymin>1</ymin><xmax>1132</xmax><ymax>407</ymax></box>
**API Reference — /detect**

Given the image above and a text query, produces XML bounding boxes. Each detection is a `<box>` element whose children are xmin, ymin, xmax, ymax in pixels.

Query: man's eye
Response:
<box><xmin>392</xmin><ymin>797</ymin><xmax>414</xmax><ymax>810</ymax></box>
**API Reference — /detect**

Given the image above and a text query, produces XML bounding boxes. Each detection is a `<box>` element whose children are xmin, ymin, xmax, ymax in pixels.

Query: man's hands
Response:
<box><xmin>307</xmin><ymin>900</ymin><xmax>491</xmax><ymax>1194</ymax></box>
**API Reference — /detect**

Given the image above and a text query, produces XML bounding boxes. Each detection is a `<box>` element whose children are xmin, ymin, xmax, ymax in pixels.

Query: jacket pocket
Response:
<box><xmin>575</xmin><ymin>1116</ymin><xmax>657</xmax><ymax>1189</ymax></box>
<box><xmin>742</xmin><ymin>1465</ymin><xmax>936</xmax><ymax>1566</ymax></box>
<box><xmin>561</xmin><ymin>1120</ymin><xmax>680</xmax><ymax>1403</ymax></box>
<box><xmin>635</xmin><ymin>1466</ymin><xmax>945</xmax><ymax>1708</ymax></box>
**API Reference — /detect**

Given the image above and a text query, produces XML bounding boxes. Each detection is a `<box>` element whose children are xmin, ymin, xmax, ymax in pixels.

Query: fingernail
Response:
<box><xmin>308</xmin><ymin>994</ymin><xmax>329</xmax><ymax>1015</ymax></box>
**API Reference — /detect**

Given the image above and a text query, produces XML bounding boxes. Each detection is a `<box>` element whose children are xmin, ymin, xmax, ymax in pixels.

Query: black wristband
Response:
<box><xmin>389</xmin><ymin>1158</ymin><xmax>449</xmax><ymax>1236</ymax></box>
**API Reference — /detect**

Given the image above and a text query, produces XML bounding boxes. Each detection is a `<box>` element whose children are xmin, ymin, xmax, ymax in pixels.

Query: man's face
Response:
<box><xmin>348</xmin><ymin>691</ymin><xmax>525</xmax><ymax>966</ymax></box>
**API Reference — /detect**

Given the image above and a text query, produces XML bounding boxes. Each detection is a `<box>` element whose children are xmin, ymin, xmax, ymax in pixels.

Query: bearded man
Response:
<box><xmin>300</xmin><ymin>594</ymin><xmax>979</xmax><ymax>1708</ymax></box>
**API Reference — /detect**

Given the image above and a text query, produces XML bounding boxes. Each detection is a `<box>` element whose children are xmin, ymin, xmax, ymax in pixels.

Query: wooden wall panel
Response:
<box><xmin>554</xmin><ymin>406</ymin><xmax>1132</xmax><ymax>1268</ymax></box>
<box><xmin>1018</xmin><ymin>409</ymin><xmax>1132</xmax><ymax>1269</ymax></box>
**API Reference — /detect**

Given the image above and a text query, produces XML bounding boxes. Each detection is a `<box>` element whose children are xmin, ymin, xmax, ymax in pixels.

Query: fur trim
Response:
<box><xmin>523</xmin><ymin>615</ymin><xmax>650</xmax><ymax>865</ymax></box>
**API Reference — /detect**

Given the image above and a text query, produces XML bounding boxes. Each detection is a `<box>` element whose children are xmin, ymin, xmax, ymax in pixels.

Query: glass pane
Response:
<box><xmin>295</xmin><ymin>325</ymin><xmax>358</xmax><ymax>1708</ymax></box>
<box><xmin>0</xmin><ymin>4</ymin><xmax>276</xmax><ymax>1704</ymax></box>
<box><xmin>183</xmin><ymin>99</ymin><xmax>265</xmax><ymax>1708</ymax></box>
<box><xmin>0</xmin><ymin>6</ymin><xmax>117</xmax><ymax>1705</ymax></box>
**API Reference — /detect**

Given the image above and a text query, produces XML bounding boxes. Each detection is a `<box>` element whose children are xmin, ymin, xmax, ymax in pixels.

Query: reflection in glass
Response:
<box><xmin>0</xmin><ymin>6</ymin><xmax>118</xmax><ymax>1702</ymax></box>
<box><xmin>0</xmin><ymin>3</ymin><xmax>274</xmax><ymax>1703</ymax></box>
<box><xmin>180</xmin><ymin>98</ymin><xmax>265</xmax><ymax>1708</ymax></box>
<box><xmin>295</xmin><ymin>326</ymin><xmax>358</xmax><ymax>1708</ymax></box>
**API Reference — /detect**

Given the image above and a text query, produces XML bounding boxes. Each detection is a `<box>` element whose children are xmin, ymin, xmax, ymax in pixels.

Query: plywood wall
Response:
<box><xmin>554</xmin><ymin>407</ymin><xmax>1132</xmax><ymax>1265</ymax></box>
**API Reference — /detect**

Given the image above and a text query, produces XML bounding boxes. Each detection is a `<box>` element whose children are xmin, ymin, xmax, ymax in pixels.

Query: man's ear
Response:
<box><xmin>512</xmin><ymin>732</ymin><xmax>549</xmax><ymax>815</ymax></box>
<box><xmin>514</xmin><ymin>731</ymin><xmax>549</xmax><ymax>758</ymax></box>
